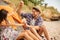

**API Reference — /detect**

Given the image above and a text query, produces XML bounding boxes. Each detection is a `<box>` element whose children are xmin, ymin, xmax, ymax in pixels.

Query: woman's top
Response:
<box><xmin>1</xmin><ymin>26</ymin><xmax>24</xmax><ymax>40</ymax></box>
<box><xmin>0</xmin><ymin>25</ymin><xmax>7</xmax><ymax>40</ymax></box>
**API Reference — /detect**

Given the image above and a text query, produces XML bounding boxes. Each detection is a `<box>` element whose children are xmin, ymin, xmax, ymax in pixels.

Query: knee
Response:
<box><xmin>26</xmin><ymin>30</ymin><xmax>31</xmax><ymax>33</ymax></box>
<box><xmin>41</xmin><ymin>26</ymin><xmax>47</xmax><ymax>32</ymax></box>
<box><xmin>42</xmin><ymin>26</ymin><xmax>47</xmax><ymax>29</ymax></box>
<box><xmin>24</xmin><ymin>32</ymin><xmax>28</xmax><ymax>35</ymax></box>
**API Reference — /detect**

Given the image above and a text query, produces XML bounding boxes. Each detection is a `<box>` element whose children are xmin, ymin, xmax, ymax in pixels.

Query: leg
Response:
<box><xmin>30</xmin><ymin>27</ymin><xmax>42</xmax><ymax>40</ymax></box>
<box><xmin>26</xmin><ymin>30</ymin><xmax>40</xmax><ymax>40</ymax></box>
<box><xmin>16</xmin><ymin>32</ymin><xmax>34</xmax><ymax>40</ymax></box>
<box><xmin>39</xmin><ymin>26</ymin><xmax>50</xmax><ymax>40</ymax></box>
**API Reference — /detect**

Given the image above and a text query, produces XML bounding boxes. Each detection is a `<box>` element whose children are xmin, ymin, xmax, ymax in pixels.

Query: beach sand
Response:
<box><xmin>43</xmin><ymin>21</ymin><xmax>60</xmax><ymax>40</ymax></box>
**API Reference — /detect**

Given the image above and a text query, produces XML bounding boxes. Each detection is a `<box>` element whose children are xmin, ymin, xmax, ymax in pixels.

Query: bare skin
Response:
<box><xmin>29</xmin><ymin>25</ymin><xmax>50</xmax><ymax>40</ymax></box>
<box><xmin>30</xmin><ymin>27</ymin><xmax>42</xmax><ymax>40</ymax></box>
<box><xmin>16</xmin><ymin>30</ymin><xmax>40</xmax><ymax>40</ymax></box>
<box><xmin>39</xmin><ymin>26</ymin><xmax>50</xmax><ymax>40</ymax></box>
<box><xmin>16</xmin><ymin>31</ymin><xmax>34</xmax><ymax>40</ymax></box>
<box><xmin>26</xmin><ymin>30</ymin><xmax>39</xmax><ymax>40</ymax></box>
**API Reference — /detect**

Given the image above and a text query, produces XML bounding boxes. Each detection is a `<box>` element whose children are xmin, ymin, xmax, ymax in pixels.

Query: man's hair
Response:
<box><xmin>33</xmin><ymin>7</ymin><xmax>41</xmax><ymax>13</ymax></box>
<box><xmin>0</xmin><ymin>9</ymin><xmax>8</xmax><ymax>23</ymax></box>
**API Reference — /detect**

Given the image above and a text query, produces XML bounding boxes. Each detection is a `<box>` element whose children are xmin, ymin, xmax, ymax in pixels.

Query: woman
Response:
<box><xmin>0</xmin><ymin>9</ymin><xmax>39</xmax><ymax>40</ymax></box>
<box><xmin>0</xmin><ymin>9</ymin><xmax>8</xmax><ymax>40</ymax></box>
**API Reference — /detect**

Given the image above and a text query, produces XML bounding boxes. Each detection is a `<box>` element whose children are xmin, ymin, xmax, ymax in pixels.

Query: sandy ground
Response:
<box><xmin>43</xmin><ymin>21</ymin><xmax>60</xmax><ymax>40</ymax></box>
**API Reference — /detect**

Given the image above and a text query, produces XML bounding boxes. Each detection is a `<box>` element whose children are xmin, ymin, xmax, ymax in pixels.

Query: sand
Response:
<box><xmin>43</xmin><ymin>21</ymin><xmax>60</xmax><ymax>40</ymax></box>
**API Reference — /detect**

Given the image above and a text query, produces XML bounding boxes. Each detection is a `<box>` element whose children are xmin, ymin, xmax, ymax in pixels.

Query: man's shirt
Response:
<box><xmin>21</xmin><ymin>13</ymin><xmax>43</xmax><ymax>26</ymax></box>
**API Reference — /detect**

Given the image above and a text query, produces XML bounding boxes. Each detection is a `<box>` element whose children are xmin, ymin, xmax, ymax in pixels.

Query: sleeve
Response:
<box><xmin>35</xmin><ymin>17</ymin><xmax>43</xmax><ymax>26</ymax></box>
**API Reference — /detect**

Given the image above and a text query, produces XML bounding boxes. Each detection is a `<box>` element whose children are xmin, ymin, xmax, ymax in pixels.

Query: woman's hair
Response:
<box><xmin>0</xmin><ymin>9</ymin><xmax>8</xmax><ymax>23</ymax></box>
<box><xmin>33</xmin><ymin>7</ymin><xmax>41</xmax><ymax>13</ymax></box>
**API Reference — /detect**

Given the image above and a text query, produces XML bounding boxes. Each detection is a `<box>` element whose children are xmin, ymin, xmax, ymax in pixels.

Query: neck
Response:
<box><xmin>33</xmin><ymin>14</ymin><xmax>39</xmax><ymax>19</ymax></box>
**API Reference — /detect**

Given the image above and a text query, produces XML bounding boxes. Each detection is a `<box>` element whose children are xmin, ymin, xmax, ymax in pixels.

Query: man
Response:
<box><xmin>17</xmin><ymin>1</ymin><xmax>50</xmax><ymax>40</ymax></box>
<box><xmin>16</xmin><ymin>1</ymin><xmax>40</xmax><ymax>40</ymax></box>
<box><xmin>18</xmin><ymin>7</ymin><xmax>50</xmax><ymax>40</ymax></box>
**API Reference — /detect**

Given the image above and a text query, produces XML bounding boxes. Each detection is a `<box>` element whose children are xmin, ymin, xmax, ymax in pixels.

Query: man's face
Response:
<box><xmin>32</xmin><ymin>9</ymin><xmax>39</xmax><ymax>16</ymax></box>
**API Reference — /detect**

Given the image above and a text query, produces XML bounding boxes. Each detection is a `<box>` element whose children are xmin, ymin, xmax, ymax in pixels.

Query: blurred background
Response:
<box><xmin>10</xmin><ymin>0</ymin><xmax>60</xmax><ymax>21</ymax></box>
<box><xmin>0</xmin><ymin>0</ymin><xmax>60</xmax><ymax>40</ymax></box>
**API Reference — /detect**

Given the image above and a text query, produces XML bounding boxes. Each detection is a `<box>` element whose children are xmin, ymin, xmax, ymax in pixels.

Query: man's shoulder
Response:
<box><xmin>37</xmin><ymin>15</ymin><xmax>43</xmax><ymax>20</ymax></box>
